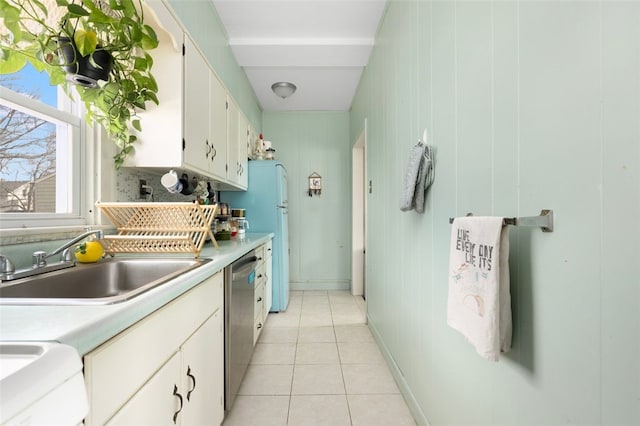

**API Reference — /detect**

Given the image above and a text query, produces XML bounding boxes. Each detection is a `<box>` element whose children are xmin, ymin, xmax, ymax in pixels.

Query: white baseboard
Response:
<box><xmin>290</xmin><ymin>280</ymin><xmax>350</xmax><ymax>291</ymax></box>
<box><xmin>368</xmin><ymin>315</ymin><xmax>431</xmax><ymax>426</ymax></box>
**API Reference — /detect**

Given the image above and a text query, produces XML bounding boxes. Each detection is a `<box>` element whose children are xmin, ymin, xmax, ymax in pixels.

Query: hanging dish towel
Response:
<box><xmin>400</xmin><ymin>131</ymin><xmax>434</xmax><ymax>213</ymax></box>
<box><xmin>447</xmin><ymin>216</ymin><xmax>512</xmax><ymax>361</ymax></box>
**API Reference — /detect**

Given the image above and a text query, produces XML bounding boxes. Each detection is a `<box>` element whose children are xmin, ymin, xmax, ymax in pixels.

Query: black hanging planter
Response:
<box><xmin>58</xmin><ymin>36</ymin><xmax>113</xmax><ymax>88</ymax></box>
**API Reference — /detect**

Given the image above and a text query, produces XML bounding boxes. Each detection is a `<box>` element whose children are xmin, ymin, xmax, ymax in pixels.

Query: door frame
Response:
<box><xmin>351</xmin><ymin>119</ymin><xmax>367</xmax><ymax>297</ymax></box>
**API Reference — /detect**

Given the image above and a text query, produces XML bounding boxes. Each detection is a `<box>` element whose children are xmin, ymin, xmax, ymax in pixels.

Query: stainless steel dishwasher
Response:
<box><xmin>225</xmin><ymin>250</ymin><xmax>258</xmax><ymax>411</ymax></box>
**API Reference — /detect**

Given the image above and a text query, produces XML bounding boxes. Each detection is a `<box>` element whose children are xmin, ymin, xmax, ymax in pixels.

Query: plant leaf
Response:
<box><xmin>133</xmin><ymin>56</ymin><xmax>147</xmax><ymax>71</ymax></box>
<box><xmin>29</xmin><ymin>0</ymin><xmax>49</xmax><ymax>16</ymax></box>
<box><xmin>0</xmin><ymin>50</ymin><xmax>27</xmax><ymax>74</ymax></box>
<box><xmin>121</xmin><ymin>0</ymin><xmax>135</xmax><ymax>17</ymax></box>
<box><xmin>88</xmin><ymin>9</ymin><xmax>115</xmax><ymax>24</ymax></box>
<box><xmin>108</xmin><ymin>0</ymin><xmax>123</xmax><ymax>11</ymax></box>
<box><xmin>146</xmin><ymin>91</ymin><xmax>159</xmax><ymax>105</ymax></box>
<box><xmin>67</xmin><ymin>3</ymin><xmax>90</xmax><ymax>17</ymax></box>
<box><xmin>81</xmin><ymin>0</ymin><xmax>97</xmax><ymax>12</ymax></box>
<box><xmin>74</xmin><ymin>29</ymin><xmax>98</xmax><ymax>57</ymax></box>
<box><xmin>48</xmin><ymin>67</ymin><xmax>67</xmax><ymax>85</ymax></box>
<box><xmin>0</xmin><ymin>1</ymin><xmax>23</xmax><ymax>42</ymax></box>
<box><xmin>131</xmin><ymin>119</ymin><xmax>141</xmax><ymax>131</ymax></box>
<box><xmin>141</xmin><ymin>25</ymin><xmax>158</xmax><ymax>50</ymax></box>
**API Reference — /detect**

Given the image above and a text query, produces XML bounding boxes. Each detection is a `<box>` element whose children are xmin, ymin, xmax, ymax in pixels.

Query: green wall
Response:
<box><xmin>168</xmin><ymin>0</ymin><xmax>262</xmax><ymax>130</ymax></box>
<box><xmin>350</xmin><ymin>1</ymin><xmax>639</xmax><ymax>425</ymax></box>
<box><xmin>263</xmin><ymin>112</ymin><xmax>352</xmax><ymax>290</ymax></box>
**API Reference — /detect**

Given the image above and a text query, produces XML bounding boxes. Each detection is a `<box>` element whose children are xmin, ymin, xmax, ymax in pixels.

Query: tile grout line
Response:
<box><xmin>332</xmin><ymin>297</ymin><xmax>355</xmax><ymax>426</ymax></box>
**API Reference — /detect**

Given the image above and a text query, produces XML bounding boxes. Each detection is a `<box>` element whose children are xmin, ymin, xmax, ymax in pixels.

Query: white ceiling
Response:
<box><xmin>211</xmin><ymin>0</ymin><xmax>388</xmax><ymax>112</ymax></box>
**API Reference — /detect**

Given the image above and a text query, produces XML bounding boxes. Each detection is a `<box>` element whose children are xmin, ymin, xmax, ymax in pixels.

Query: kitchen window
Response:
<box><xmin>0</xmin><ymin>65</ymin><xmax>84</xmax><ymax>229</ymax></box>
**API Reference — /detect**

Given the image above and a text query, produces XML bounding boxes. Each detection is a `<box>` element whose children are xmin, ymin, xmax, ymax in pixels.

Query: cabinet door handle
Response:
<box><xmin>257</xmin><ymin>322</ymin><xmax>262</xmax><ymax>330</ymax></box>
<box><xmin>205</xmin><ymin>140</ymin><xmax>211</xmax><ymax>158</ymax></box>
<box><xmin>186</xmin><ymin>366</ymin><xmax>196</xmax><ymax>401</ymax></box>
<box><xmin>172</xmin><ymin>384</ymin><xmax>183</xmax><ymax>424</ymax></box>
<box><xmin>257</xmin><ymin>296</ymin><xmax>262</xmax><ymax>302</ymax></box>
<box><xmin>212</xmin><ymin>146</ymin><xmax>217</xmax><ymax>160</ymax></box>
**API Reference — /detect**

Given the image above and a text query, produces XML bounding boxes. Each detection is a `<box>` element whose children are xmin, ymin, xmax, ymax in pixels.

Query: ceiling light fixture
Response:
<box><xmin>271</xmin><ymin>82</ymin><xmax>297</xmax><ymax>99</ymax></box>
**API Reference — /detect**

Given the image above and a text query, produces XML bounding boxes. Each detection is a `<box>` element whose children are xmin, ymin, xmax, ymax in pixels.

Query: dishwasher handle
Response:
<box><xmin>232</xmin><ymin>256</ymin><xmax>258</xmax><ymax>281</ymax></box>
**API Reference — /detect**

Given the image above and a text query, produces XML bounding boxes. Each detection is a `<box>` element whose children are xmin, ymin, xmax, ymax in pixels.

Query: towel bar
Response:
<box><xmin>449</xmin><ymin>210</ymin><xmax>554</xmax><ymax>233</ymax></box>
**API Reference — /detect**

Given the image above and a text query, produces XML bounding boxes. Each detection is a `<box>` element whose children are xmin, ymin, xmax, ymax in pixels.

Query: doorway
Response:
<box><xmin>351</xmin><ymin>120</ymin><xmax>366</xmax><ymax>297</ymax></box>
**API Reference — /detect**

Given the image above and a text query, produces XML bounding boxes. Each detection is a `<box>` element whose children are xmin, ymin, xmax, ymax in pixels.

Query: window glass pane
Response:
<box><xmin>0</xmin><ymin>64</ymin><xmax>78</xmax><ymax>219</ymax></box>
<box><xmin>0</xmin><ymin>106</ymin><xmax>72</xmax><ymax>213</ymax></box>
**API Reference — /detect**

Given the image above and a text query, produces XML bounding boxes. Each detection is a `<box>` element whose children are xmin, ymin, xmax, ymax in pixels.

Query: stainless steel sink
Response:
<box><xmin>0</xmin><ymin>258</ymin><xmax>210</xmax><ymax>305</ymax></box>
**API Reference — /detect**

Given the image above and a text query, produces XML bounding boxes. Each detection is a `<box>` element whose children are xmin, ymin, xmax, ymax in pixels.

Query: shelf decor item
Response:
<box><xmin>96</xmin><ymin>201</ymin><xmax>219</xmax><ymax>257</ymax></box>
<box><xmin>0</xmin><ymin>0</ymin><xmax>160</xmax><ymax>168</ymax></box>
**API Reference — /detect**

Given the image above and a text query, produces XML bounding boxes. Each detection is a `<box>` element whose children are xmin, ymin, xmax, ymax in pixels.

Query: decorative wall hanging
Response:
<box><xmin>308</xmin><ymin>172</ymin><xmax>322</xmax><ymax>197</ymax></box>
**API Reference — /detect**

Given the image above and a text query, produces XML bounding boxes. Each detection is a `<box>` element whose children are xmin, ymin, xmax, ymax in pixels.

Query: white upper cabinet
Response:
<box><xmin>122</xmin><ymin>0</ymin><xmax>183</xmax><ymax>169</ymax></box>
<box><xmin>123</xmin><ymin>0</ymin><xmax>253</xmax><ymax>191</ymax></box>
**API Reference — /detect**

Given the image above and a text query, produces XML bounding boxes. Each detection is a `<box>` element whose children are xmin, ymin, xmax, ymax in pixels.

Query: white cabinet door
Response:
<box><xmin>106</xmin><ymin>352</ymin><xmax>182</xmax><ymax>426</ymax></box>
<box><xmin>236</xmin><ymin>111</ymin><xmax>249</xmax><ymax>189</ymax></box>
<box><xmin>183</xmin><ymin>35</ymin><xmax>210</xmax><ymax>175</ymax></box>
<box><xmin>180</xmin><ymin>309</ymin><xmax>224</xmax><ymax>426</ymax></box>
<box><xmin>226</xmin><ymin>97</ymin><xmax>239</xmax><ymax>184</ymax></box>
<box><xmin>209</xmin><ymin>74</ymin><xmax>228</xmax><ymax>180</ymax></box>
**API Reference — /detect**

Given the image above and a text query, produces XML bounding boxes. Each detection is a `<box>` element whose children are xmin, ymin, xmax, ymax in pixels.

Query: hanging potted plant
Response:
<box><xmin>0</xmin><ymin>0</ymin><xmax>159</xmax><ymax>168</ymax></box>
<box><xmin>57</xmin><ymin>34</ymin><xmax>113</xmax><ymax>86</ymax></box>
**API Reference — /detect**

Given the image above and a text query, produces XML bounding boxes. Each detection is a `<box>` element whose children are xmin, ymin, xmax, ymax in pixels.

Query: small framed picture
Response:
<box><xmin>308</xmin><ymin>172</ymin><xmax>322</xmax><ymax>196</ymax></box>
<box><xmin>309</xmin><ymin>177</ymin><xmax>322</xmax><ymax>190</ymax></box>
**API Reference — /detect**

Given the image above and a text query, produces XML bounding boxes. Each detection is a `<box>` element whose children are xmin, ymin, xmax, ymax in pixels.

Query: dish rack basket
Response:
<box><xmin>96</xmin><ymin>202</ymin><xmax>218</xmax><ymax>257</ymax></box>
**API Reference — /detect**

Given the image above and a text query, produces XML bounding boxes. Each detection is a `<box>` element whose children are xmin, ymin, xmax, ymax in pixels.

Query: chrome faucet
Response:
<box><xmin>0</xmin><ymin>255</ymin><xmax>15</xmax><ymax>275</ymax></box>
<box><xmin>32</xmin><ymin>229</ymin><xmax>104</xmax><ymax>267</ymax></box>
<box><xmin>0</xmin><ymin>230</ymin><xmax>104</xmax><ymax>282</ymax></box>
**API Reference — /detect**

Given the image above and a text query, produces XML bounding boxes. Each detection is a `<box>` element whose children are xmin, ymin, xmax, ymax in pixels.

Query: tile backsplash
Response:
<box><xmin>117</xmin><ymin>169</ymin><xmax>180</xmax><ymax>202</ymax></box>
<box><xmin>116</xmin><ymin>168</ymin><xmax>215</xmax><ymax>203</ymax></box>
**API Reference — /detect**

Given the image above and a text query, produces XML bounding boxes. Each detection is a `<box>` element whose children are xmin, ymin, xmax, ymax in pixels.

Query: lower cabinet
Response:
<box><xmin>84</xmin><ymin>272</ymin><xmax>224</xmax><ymax>425</ymax></box>
<box><xmin>253</xmin><ymin>241</ymin><xmax>273</xmax><ymax>344</ymax></box>
<box><xmin>106</xmin><ymin>311</ymin><xmax>223</xmax><ymax>425</ymax></box>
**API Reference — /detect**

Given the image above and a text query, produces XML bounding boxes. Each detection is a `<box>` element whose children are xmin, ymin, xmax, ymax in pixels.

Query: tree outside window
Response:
<box><xmin>0</xmin><ymin>64</ymin><xmax>77</xmax><ymax>217</ymax></box>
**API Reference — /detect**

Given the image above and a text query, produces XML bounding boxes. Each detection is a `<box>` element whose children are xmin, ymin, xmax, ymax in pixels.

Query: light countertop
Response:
<box><xmin>0</xmin><ymin>233</ymin><xmax>273</xmax><ymax>356</ymax></box>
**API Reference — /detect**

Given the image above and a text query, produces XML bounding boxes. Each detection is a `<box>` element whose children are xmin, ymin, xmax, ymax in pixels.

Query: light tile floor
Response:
<box><xmin>223</xmin><ymin>290</ymin><xmax>416</xmax><ymax>426</ymax></box>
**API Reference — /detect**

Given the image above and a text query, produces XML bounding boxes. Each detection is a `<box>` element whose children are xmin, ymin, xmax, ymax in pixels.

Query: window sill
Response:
<box><xmin>0</xmin><ymin>225</ymin><xmax>115</xmax><ymax>246</ymax></box>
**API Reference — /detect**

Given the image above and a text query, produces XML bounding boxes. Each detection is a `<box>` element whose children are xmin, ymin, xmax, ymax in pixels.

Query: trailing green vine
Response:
<box><xmin>0</xmin><ymin>0</ymin><xmax>159</xmax><ymax>168</ymax></box>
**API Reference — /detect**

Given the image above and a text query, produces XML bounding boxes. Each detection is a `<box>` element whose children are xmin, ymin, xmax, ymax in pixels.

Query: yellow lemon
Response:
<box><xmin>75</xmin><ymin>241</ymin><xmax>104</xmax><ymax>263</ymax></box>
